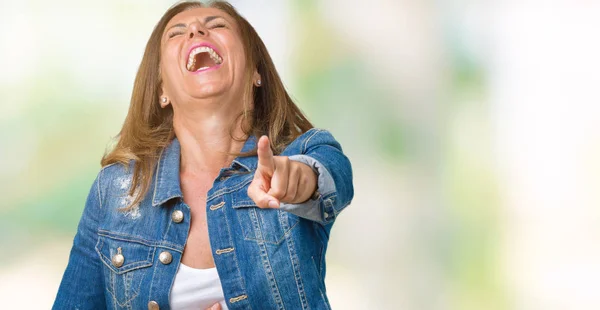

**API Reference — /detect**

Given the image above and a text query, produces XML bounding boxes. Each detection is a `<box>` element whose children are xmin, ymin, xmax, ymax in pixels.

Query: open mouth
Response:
<box><xmin>186</xmin><ymin>45</ymin><xmax>223</xmax><ymax>72</ymax></box>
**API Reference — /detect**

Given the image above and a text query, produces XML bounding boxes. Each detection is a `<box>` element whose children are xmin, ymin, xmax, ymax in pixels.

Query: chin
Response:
<box><xmin>188</xmin><ymin>84</ymin><xmax>227</xmax><ymax>99</ymax></box>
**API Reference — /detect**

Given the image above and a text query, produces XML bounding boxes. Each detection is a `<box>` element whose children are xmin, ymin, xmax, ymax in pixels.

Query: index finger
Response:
<box><xmin>257</xmin><ymin>135</ymin><xmax>275</xmax><ymax>176</ymax></box>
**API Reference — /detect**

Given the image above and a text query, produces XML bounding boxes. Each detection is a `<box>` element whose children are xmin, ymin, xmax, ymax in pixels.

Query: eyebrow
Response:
<box><xmin>165</xmin><ymin>16</ymin><xmax>226</xmax><ymax>33</ymax></box>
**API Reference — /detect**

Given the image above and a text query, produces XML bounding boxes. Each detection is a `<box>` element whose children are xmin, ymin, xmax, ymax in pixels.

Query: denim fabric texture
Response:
<box><xmin>53</xmin><ymin>128</ymin><xmax>354</xmax><ymax>310</ymax></box>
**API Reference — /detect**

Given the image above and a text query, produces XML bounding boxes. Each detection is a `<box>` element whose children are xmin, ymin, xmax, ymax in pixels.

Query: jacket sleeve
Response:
<box><xmin>280</xmin><ymin>128</ymin><xmax>354</xmax><ymax>225</ymax></box>
<box><xmin>53</xmin><ymin>171</ymin><xmax>106</xmax><ymax>309</ymax></box>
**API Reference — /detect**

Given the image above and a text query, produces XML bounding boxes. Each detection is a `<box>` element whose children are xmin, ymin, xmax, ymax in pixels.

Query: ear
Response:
<box><xmin>253</xmin><ymin>71</ymin><xmax>262</xmax><ymax>87</ymax></box>
<box><xmin>159</xmin><ymin>86</ymin><xmax>170</xmax><ymax>108</ymax></box>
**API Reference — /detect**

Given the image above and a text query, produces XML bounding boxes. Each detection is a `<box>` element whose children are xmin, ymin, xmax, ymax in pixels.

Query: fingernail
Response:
<box><xmin>268</xmin><ymin>200</ymin><xmax>279</xmax><ymax>208</ymax></box>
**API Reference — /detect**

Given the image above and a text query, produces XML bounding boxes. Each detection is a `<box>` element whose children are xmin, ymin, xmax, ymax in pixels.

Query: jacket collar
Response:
<box><xmin>151</xmin><ymin>134</ymin><xmax>258</xmax><ymax>206</ymax></box>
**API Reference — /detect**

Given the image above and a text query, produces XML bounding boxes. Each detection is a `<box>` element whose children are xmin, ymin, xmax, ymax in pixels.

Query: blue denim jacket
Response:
<box><xmin>53</xmin><ymin>128</ymin><xmax>354</xmax><ymax>310</ymax></box>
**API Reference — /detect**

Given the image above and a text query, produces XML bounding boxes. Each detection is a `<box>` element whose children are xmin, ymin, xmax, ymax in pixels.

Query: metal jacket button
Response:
<box><xmin>159</xmin><ymin>251</ymin><xmax>172</xmax><ymax>265</ymax></box>
<box><xmin>171</xmin><ymin>210</ymin><xmax>184</xmax><ymax>223</ymax></box>
<box><xmin>111</xmin><ymin>247</ymin><xmax>124</xmax><ymax>268</ymax></box>
<box><xmin>311</xmin><ymin>190</ymin><xmax>321</xmax><ymax>200</ymax></box>
<box><xmin>148</xmin><ymin>300</ymin><xmax>159</xmax><ymax>310</ymax></box>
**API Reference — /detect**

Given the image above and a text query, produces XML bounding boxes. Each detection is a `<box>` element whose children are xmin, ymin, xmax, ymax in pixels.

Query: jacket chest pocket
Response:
<box><xmin>95</xmin><ymin>235</ymin><xmax>155</xmax><ymax>307</ymax></box>
<box><xmin>233</xmin><ymin>199</ymin><xmax>300</xmax><ymax>245</ymax></box>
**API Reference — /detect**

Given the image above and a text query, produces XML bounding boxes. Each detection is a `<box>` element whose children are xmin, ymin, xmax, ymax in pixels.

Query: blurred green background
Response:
<box><xmin>1</xmin><ymin>0</ymin><xmax>599</xmax><ymax>309</ymax></box>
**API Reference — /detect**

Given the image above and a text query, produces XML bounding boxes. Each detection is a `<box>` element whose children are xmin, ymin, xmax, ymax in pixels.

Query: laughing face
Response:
<box><xmin>159</xmin><ymin>7</ymin><xmax>253</xmax><ymax>108</ymax></box>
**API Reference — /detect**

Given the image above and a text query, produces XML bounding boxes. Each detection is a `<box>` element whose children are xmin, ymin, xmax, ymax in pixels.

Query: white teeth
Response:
<box><xmin>186</xmin><ymin>46</ymin><xmax>223</xmax><ymax>71</ymax></box>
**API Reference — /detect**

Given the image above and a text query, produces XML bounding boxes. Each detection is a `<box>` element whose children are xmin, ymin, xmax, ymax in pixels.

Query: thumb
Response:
<box><xmin>206</xmin><ymin>302</ymin><xmax>221</xmax><ymax>310</ymax></box>
<box><xmin>248</xmin><ymin>177</ymin><xmax>280</xmax><ymax>209</ymax></box>
<box><xmin>257</xmin><ymin>135</ymin><xmax>275</xmax><ymax>176</ymax></box>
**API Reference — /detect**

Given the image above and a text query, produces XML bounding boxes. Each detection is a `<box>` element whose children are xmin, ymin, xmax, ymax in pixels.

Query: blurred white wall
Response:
<box><xmin>490</xmin><ymin>2</ymin><xmax>600</xmax><ymax>309</ymax></box>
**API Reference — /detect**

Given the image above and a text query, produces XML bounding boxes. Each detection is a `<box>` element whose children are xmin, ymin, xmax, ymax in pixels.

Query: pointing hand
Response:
<box><xmin>247</xmin><ymin>135</ymin><xmax>317</xmax><ymax>208</ymax></box>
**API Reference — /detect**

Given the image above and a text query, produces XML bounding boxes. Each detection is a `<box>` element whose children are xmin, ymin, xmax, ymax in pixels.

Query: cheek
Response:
<box><xmin>220</xmin><ymin>35</ymin><xmax>246</xmax><ymax>70</ymax></box>
<box><xmin>233</xmin><ymin>45</ymin><xmax>247</xmax><ymax>70</ymax></box>
<box><xmin>160</xmin><ymin>48</ymin><xmax>182</xmax><ymax>83</ymax></box>
<box><xmin>229</xmin><ymin>51</ymin><xmax>248</xmax><ymax>83</ymax></box>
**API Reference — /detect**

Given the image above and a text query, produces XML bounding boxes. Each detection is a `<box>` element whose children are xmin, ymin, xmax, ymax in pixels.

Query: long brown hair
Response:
<box><xmin>101</xmin><ymin>0</ymin><xmax>313</xmax><ymax>210</ymax></box>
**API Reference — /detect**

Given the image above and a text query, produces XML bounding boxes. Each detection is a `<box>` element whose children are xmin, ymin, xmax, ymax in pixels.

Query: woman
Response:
<box><xmin>53</xmin><ymin>1</ymin><xmax>353</xmax><ymax>309</ymax></box>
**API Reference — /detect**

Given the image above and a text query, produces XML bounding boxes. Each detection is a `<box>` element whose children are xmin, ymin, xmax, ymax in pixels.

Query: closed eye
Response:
<box><xmin>209</xmin><ymin>23</ymin><xmax>226</xmax><ymax>29</ymax></box>
<box><xmin>168</xmin><ymin>31</ymin><xmax>184</xmax><ymax>39</ymax></box>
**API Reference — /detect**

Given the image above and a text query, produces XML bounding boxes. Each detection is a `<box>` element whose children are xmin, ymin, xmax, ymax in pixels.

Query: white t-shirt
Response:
<box><xmin>169</xmin><ymin>263</ymin><xmax>228</xmax><ymax>310</ymax></box>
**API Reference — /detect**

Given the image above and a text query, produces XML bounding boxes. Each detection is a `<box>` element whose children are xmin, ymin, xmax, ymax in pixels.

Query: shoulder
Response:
<box><xmin>281</xmin><ymin>128</ymin><xmax>342</xmax><ymax>156</ymax></box>
<box><xmin>94</xmin><ymin>161</ymin><xmax>136</xmax><ymax>205</ymax></box>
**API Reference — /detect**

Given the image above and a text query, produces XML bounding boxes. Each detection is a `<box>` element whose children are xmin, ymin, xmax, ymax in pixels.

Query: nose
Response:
<box><xmin>188</xmin><ymin>22</ymin><xmax>207</xmax><ymax>39</ymax></box>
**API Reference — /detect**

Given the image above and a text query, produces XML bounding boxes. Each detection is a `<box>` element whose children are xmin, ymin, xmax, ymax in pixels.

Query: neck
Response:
<box><xmin>173</xmin><ymin>100</ymin><xmax>248</xmax><ymax>177</ymax></box>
